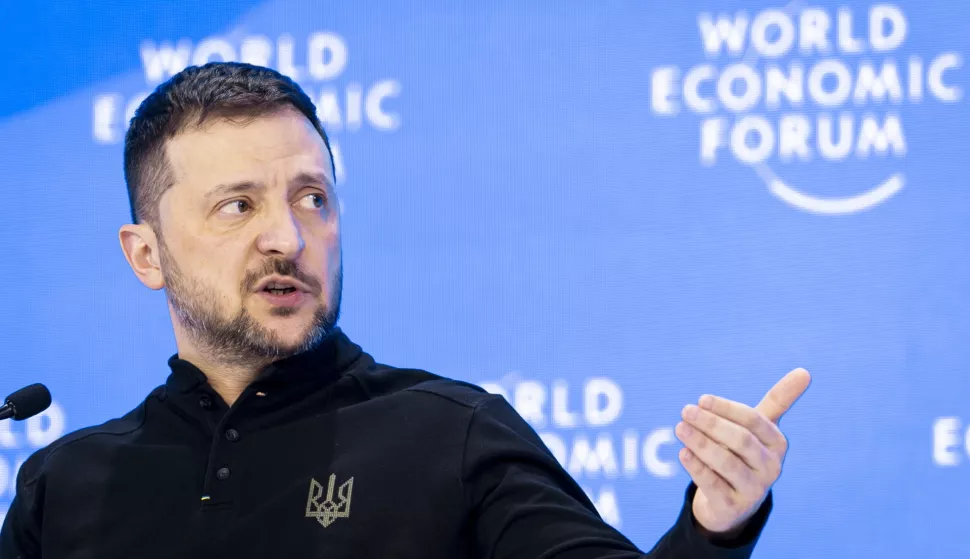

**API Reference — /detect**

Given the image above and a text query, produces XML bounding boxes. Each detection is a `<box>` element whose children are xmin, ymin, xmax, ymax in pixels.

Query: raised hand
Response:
<box><xmin>674</xmin><ymin>368</ymin><xmax>812</xmax><ymax>534</ymax></box>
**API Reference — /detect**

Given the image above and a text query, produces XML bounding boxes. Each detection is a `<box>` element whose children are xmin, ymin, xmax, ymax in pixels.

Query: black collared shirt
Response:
<box><xmin>1</xmin><ymin>330</ymin><xmax>771</xmax><ymax>558</ymax></box>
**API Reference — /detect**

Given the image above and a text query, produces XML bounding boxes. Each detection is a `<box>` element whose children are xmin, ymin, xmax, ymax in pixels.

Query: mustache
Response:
<box><xmin>243</xmin><ymin>259</ymin><xmax>324</xmax><ymax>295</ymax></box>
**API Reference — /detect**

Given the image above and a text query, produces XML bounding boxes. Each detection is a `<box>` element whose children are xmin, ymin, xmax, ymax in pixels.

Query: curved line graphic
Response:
<box><xmin>767</xmin><ymin>174</ymin><xmax>905</xmax><ymax>215</ymax></box>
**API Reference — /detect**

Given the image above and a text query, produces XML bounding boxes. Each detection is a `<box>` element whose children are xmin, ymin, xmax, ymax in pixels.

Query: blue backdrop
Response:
<box><xmin>1</xmin><ymin>1</ymin><xmax>968</xmax><ymax>556</ymax></box>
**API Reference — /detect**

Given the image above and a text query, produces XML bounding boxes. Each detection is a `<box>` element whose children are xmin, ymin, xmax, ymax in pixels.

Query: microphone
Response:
<box><xmin>0</xmin><ymin>383</ymin><xmax>52</xmax><ymax>421</ymax></box>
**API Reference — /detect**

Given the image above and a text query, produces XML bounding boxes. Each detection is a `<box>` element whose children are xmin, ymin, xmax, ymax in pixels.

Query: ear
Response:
<box><xmin>119</xmin><ymin>223</ymin><xmax>165</xmax><ymax>290</ymax></box>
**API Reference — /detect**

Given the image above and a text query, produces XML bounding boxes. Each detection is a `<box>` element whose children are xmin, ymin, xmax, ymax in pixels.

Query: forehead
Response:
<box><xmin>164</xmin><ymin>108</ymin><xmax>335</xmax><ymax>191</ymax></box>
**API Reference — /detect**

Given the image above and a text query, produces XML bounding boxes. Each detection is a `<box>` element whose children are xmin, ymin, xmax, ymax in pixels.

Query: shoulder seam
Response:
<box><xmin>23</xmin><ymin>397</ymin><xmax>152</xmax><ymax>487</ymax></box>
<box><xmin>406</xmin><ymin>383</ymin><xmax>497</xmax><ymax>410</ymax></box>
<box><xmin>459</xmin><ymin>395</ymin><xmax>494</xmax><ymax>513</ymax></box>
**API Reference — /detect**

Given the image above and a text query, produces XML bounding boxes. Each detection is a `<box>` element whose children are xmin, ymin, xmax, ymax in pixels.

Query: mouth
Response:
<box><xmin>253</xmin><ymin>275</ymin><xmax>314</xmax><ymax>307</ymax></box>
<box><xmin>254</xmin><ymin>275</ymin><xmax>312</xmax><ymax>295</ymax></box>
<box><xmin>264</xmin><ymin>285</ymin><xmax>298</xmax><ymax>296</ymax></box>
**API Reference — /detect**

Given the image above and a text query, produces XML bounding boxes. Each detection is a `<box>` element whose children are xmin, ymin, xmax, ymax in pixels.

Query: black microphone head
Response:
<box><xmin>5</xmin><ymin>383</ymin><xmax>52</xmax><ymax>420</ymax></box>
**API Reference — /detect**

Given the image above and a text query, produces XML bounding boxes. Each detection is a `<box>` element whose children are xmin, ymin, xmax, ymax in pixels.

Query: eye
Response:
<box><xmin>296</xmin><ymin>192</ymin><xmax>327</xmax><ymax>210</ymax></box>
<box><xmin>218</xmin><ymin>199</ymin><xmax>252</xmax><ymax>215</ymax></box>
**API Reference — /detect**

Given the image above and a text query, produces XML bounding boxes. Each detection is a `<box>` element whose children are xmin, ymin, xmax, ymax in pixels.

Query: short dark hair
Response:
<box><xmin>123</xmin><ymin>62</ymin><xmax>335</xmax><ymax>226</ymax></box>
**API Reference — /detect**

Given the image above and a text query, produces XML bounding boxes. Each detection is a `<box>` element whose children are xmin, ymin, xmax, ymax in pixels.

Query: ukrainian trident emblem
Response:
<box><xmin>305</xmin><ymin>474</ymin><xmax>354</xmax><ymax>528</ymax></box>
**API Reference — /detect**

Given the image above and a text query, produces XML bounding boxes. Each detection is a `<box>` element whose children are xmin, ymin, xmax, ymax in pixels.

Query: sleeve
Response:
<box><xmin>462</xmin><ymin>395</ymin><xmax>772</xmax><ymax>559</ymax></box>
<box><xmin>0</xmin><ymin>458</ymin><xmax>43</xmax><ymax>559</ymax></box>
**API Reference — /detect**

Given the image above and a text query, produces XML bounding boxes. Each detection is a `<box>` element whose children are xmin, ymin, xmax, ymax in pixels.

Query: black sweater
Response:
<box><xmin>0</xmin><ymin>329</ymin><xmax>771</xmax><ymax>558</ymax></box>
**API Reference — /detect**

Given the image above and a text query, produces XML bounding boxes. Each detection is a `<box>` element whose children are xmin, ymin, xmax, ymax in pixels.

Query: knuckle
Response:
<box><xmin>753</xmin><ymin>414</ymin><xmax>771</xmax><ymax>434</ymax></box>
<box><xmin>697</xmin><ymin>461</ymin><xmax>712</xmax><ymax>479</ymax></box>
<box><xmin>741</xmin><ymin>431</ymin><xmax>756</xmax><ymax>450</ymax></box>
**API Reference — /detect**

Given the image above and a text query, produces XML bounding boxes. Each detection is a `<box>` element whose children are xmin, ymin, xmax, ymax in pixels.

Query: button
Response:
<box><xmin>216</xmin><ymin>467</ymin><xmax>231</xmax><ymax>481</ymax></box>
<box><xmin>199</xmin><ymin>395</ymin><xmax>213</xmax><ymax>409</ymax></box>
<box><xmin>225</xmin><ymin>429</ymin><xmax>240</xmax><ymax>442</ymax></box>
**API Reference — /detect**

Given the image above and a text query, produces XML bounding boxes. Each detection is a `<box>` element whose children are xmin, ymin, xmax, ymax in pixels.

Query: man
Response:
<box><xmin>0</xmin><ymin>62</ymin><xmax>810</xmax><ymax>558</ymax></box>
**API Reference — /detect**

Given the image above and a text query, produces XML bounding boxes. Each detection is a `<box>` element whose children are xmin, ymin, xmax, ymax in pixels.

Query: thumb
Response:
<box><xmin>756</xmin><ymin>368</ymin><xmax>812</xmax><ymax>424</ymax></box>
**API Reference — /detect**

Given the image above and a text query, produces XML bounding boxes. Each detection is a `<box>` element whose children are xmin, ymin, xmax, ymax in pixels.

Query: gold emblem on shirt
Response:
<box><xmin>305</xmin><ymin>473</ymin><xmax>354</xmax><ymax>528</ymax></box>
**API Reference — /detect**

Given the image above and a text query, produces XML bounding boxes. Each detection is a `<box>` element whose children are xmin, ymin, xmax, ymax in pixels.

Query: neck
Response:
<box><xmin>175</xmin><ymin>349</ymin><xmax>271</xmax><ymax>406</ymax></box>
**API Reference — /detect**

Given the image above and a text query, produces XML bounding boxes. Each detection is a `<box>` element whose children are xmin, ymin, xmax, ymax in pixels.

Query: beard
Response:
<box><xmin>158</xmin><ymin>239</ymin><xmax>341</xmax><ymax>367</ymax></box>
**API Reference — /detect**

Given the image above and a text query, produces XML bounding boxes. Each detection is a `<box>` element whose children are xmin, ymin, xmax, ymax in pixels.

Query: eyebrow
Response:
<box><xmin>204</xmin><ymin>180</ymin><xmax>265</xmax><ymax>200</ymax></box>
<box><xmin>204</xmin><ymin>172</ymin><xmax>333</xmax><ymax>200</ymax></box>
<box><xmin>289</xmin><ymin>171</ymin><xmax>333</xmax><ymax>190</ymax></box>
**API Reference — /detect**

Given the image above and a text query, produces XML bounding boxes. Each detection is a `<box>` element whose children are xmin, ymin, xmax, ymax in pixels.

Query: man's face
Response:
<box><xmin>155</xmin><ymin>108</ymin><xmax>341</xmax><ymax>365</ymax></box>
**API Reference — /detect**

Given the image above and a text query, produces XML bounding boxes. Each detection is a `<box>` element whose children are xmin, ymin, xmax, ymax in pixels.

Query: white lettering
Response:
<box><xmin>928</xmin><ymin>53</ymin><xmax>963</xmax><ymax>102</ymax></box>
<box><xmin>240</xmin><ymin>35</ymin><xmax>273</xmax><ymax>67</ymax></box>
<box><xmin>365</xmin><ymin>80</ymin><xmax>402</xmax><ymax>131</ymax></box>
<box><xmin>765</xmin><ymin>63</ymin><xmax>804</xmax><ymax>109</ymax></box>
<box><xmin>698</xmin><ymin>112</ymin><xmax>910</xmax><ymax>164</ymax></box>
<box><xmin>808</xmin><ymin>60</ymin><xmax>853</xmax><ymax>107</ymax></box>
<box><xmin>697</xmin><ymin>13</ymin><xmax>749</xmax><ymax>57</ymax></box>
<box><xmin>731</xmin><ymin>115</ymin><xmax>775</xmax><ymax>164</ymax></box>
<box><xmin>140</xmin><ymin>40</ymin><xmax>191</xmax><ymax>83</ymax></box>
<box><xmin>643</xmin><ymin>428</ymin><xmax>676</xmax><ymax>478</ymax></box>
<box><xmin>870</xmin><ymin>5</ymin><xmax>907</xmax><ymax>52</ymax></box>
<box><xmin>799</xmin><ymin>9</ymin><xmax>831</xmax><ymax>55</ymax></box>
<box><xmin>718</xmin><ymin>64</ymin><xmax>762</xmax><ymax>112</ymax></box>
<box><xmin>751</xmin><ymin>10</ymin><xmax>795</xmax><ymax>58</ymax></box>
<box><xmin>567</xmin><ymin>435</ymin><xmax>619</xmax><ymax>479</ymax></box>
<box><xmin>651</xmin><ymin>67</ymin><xmax>680</xmax><ymax>115</ymax></box>
<box><xmin>622</xmin><ymin>430</ymin><xmax>638</xmax><ymax>477</ymax></box>
<box><xmin>92</xmin><ymin>94</ymin><xmax>122</xmax><ymax>144</ymax></box>
<box><xmin>700</xmin><ymin>118</ymin><xmax>727</xmax><ymax>165</ymax></box>
<box><xmin>277</xmin><ymin>34</ymin><xmax>303</xmax><ymax>80</ymax></box>
<box><xmin>584</xmin><ymin>378</ymin><xmax>622</xmax><ymax>426</ymax></box>
<box><xmin>553</xmin><ymin>380</ymin><xmax>580</xmax><ymax>428</ymax></box>
<box><xmin>308</xmin><ymin>32</ymin><xmax>348</xmax><ymax>80</ymax></box>
<box><xmin>779</xmin><ymin>114</ymin><xmax>812</xmax><ymax>161</ymax></box>
<box><xmin>818</xmin><ymin>113</ymin><xmax>854</xmax><ymax>160</ymax></box>
<box><xmin>856</xmin><ymin>113</ymin><xmax>906</xmax><ymax>158</ymax></box>
<box><xmin>932</xmin><ymin>417</ymin><xmax>963</xmax><ymax>466</ymax></box>
<box><xmin>683</xmin><ymin>65</ymin><xmax>716</xmax><ymax>113</ymax></box>
<box><xmin>837</xmin><ymin>8</ymin><xmax>864</xmax><ymax>54</ymax></box>
<box><xmin>854</xmin><ymin>62</ymin><xmax>903</xmax><ymax>104</ymax></box>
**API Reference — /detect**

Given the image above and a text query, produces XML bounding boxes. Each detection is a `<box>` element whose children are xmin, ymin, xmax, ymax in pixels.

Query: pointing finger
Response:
<box><xmin>755</xmin><ymin>368</ymin><xmax>811</xmax><ymax>424</ymax></box>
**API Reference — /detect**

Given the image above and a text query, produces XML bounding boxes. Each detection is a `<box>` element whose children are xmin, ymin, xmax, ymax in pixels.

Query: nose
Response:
<box><xmin>255</xmin><ymin>205</ymin><xmax>305</xmax><ymax>259</ymax></box>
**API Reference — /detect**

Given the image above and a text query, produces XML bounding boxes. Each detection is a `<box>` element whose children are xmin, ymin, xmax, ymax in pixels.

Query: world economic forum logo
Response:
<box><xmin>650</xmin><ymin>2</ymin><xmax>963</xmax><ymax>215</ymax></box>
<box><xmin>92</xmin><ymin>30</ymin><xmax>402</xmax><ymax>190</ymax></box>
